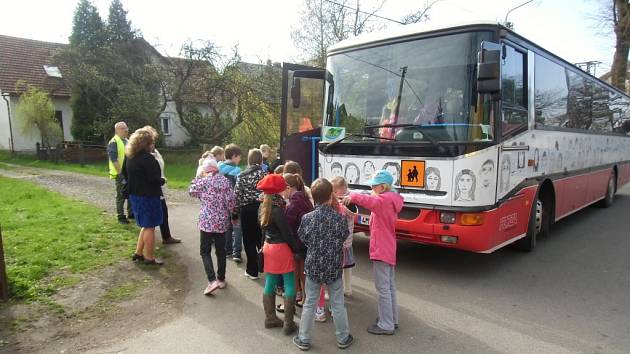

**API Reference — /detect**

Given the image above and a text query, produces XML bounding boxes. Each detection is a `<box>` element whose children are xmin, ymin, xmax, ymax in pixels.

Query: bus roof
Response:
<box><xmin>328</xmin><ymin>21</ymin><xmax>500</xmax><ymax>53</ymax></box>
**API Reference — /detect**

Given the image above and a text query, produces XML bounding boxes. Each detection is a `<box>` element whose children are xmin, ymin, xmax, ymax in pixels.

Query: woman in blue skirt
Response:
<box><xmin>123</xmin><ymin>126</ymin><xmax>165</xmax><ymax>265</ymax></box>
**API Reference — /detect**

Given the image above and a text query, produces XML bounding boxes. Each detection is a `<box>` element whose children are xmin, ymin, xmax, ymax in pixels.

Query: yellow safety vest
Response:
<box><xmin>108</xmin><ymin>135</ymin><xmax>126</xmax><ymax>178</ymax></box>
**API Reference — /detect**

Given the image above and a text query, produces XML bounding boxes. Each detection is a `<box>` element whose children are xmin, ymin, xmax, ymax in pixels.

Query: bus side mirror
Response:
<box><xmin>477</xmin><ymin>49</ymin><xmax>501</xmax><ymax>99</ymax></box>
<box><xmin>291</xmin><ymin>78</ymin><xmax>301</xmax><ymax>109</ymax></box>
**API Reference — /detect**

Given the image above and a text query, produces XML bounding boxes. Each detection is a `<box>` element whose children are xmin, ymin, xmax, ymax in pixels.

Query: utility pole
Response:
<box><xmin>504</xmin><ymin>0</ymin><xmax>535</xmax><ymax>30</ymax></box>
<box><xmin>575</xmin><ymin>61</ymin><xmax>602</xmax><ymax>76</ymax></box>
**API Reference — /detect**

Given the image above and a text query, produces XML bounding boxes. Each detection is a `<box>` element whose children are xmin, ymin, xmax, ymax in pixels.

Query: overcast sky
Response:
<box><xmin>0</xmin><ymin>0</ymin><xmax>615</xmax><ymax>76</ymax></box>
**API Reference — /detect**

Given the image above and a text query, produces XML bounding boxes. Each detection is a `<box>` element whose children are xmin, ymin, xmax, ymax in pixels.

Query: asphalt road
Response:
<box><xmin>93</xmin><ymin>185</ymin><xmax>630</xmax><ymax>354</ymax></box>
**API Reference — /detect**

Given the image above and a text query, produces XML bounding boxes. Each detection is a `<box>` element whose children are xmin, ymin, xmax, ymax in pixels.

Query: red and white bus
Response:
<box><xmin>281</xmin><ymin>22</ymin><xmax>630</xmax><ymax>252</ymax></box>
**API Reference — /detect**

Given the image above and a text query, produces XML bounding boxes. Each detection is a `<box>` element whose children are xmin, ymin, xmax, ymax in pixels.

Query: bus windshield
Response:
<box><xmin>325</xmin><ymin>31</ymin><xmax>495</xmax><ymax>144</ymax></box>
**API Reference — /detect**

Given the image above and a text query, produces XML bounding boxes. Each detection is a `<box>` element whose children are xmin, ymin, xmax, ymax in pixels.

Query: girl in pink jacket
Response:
<box><xmin>343</xmin><ymin>169</ymin><xmax>403</xmax><ymax>335</ymax></box>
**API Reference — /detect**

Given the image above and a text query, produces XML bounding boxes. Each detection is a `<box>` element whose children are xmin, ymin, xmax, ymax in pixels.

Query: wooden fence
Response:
<box><xmin>36</xmin><ymin>142</ymin><xmax>107</xmax><ymax>165</ymax></box>
<box><xmin>0</xmin><ymin>226</ymin><xmax>8</xmax><ymax>301</ymax></box>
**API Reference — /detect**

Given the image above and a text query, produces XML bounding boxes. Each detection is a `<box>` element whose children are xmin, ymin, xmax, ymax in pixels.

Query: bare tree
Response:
<box><xmin>597</xmin><ymin>0</ymin><xmax>630</xmax><ymax>92</ymax></box>
<box><xmin>402</xmin><ymin>0</ymin><xmax>440</xmax><ymax>24</ymax></box>
<box><xmin>292</xmin><ymin>0</ymin><xmax>437</xmax><ymax>68</ymax></box>
<box><xmin>611</xmin><ymin>1</ymin><xmax>630</xmax><ymax>91</ymax></box>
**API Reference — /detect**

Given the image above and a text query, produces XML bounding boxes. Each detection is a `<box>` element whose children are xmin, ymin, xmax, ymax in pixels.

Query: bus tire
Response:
<box><xmin>514</xmin><ymin>192</ymin><xmax>541</xmax><ymax>252</ymax></box>
<box><xmin>598</xmin><ymin>172</ymin><xmax>616</xmax><ymax>208</ymax></box>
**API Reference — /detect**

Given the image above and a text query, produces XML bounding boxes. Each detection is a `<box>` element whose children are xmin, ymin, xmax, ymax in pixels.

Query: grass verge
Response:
<box><xmin>0</xmin><ymin>176</ymin><xmax>139</xmax><ymax>300</ymax></box>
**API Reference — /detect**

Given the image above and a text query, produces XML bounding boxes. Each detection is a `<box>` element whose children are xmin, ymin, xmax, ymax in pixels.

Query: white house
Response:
<box><xmin>0</xmin><ymin>34</ymin><xmax>74</xmax><ymax>152</ymax></box>
<box><xmin>0</xmin><ymin>34</ymin><xmax>196</xmax><ymax>152</ymax></box>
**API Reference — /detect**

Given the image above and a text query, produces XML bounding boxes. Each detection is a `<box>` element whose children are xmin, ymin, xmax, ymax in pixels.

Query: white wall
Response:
<box><xmin>2</xmin><ymin>95</ymin><xmax>73</xmax><ymax>152</ymax></box>
<box><xmin>0</xmin><ymin>90</ymin><xmax>12</xmax><ymax>151</ymax></box>
<box><xmin>159</xmin><ymin>101</ymin><xmax>214</xmax><ymax>147</ymax></box>
<box><xmin>160</xmin><ymin>101</ymin><xmax>189</xmax><ymax>147</ymax></box>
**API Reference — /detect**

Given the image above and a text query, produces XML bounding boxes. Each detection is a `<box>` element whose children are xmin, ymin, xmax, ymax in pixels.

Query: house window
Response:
<box><xmin>161</xmin><ymin>115</ymin><xmax>172</xmax><ymax>136</ymax></box>
<box><xmin>43</xmin><ymin>65</ymin><xmax>62</xmax><ymax>78</ymax></box>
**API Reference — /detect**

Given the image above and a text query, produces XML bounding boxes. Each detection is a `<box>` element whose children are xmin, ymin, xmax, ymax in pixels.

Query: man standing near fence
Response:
<box><xmin>108</xmin><ymin>121</ymin><xmax>133</xmax><ymax>224</ymax></box>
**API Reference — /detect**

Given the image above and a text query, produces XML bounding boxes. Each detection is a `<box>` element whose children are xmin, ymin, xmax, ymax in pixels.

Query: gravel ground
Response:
<box><xmin>0</xmin><ymin>162</ymin><xmax>193</xmax><ymax>213</ymax></box>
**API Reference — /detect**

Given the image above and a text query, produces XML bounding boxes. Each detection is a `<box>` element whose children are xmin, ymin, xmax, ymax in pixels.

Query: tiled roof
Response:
<box><xmin>0</xmin><ymin>34</ymin><xmax>70</xmax><ymax>97</ymax></box>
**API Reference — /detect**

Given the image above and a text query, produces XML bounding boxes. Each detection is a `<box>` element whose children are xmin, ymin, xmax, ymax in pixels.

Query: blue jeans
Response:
<box><xmin>298</xmin><ymin>276</ymin><xmax>349</xmax><ymax>344</ymax></box>
<box><xmin>373</xmin><ymin>261</ymin><xmax>398</xmax><ymax>331</ymax></box>
<box><xmin>224</xmin><ymin>220</ymin><xmax>242</xmax><ymax>257</ymax></box>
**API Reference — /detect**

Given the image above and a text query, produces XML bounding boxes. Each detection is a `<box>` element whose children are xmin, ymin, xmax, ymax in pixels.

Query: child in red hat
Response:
<box><xmin>257</xmin><ymin>174</ymin><xmax>301</xmax><ymax>335</ymax></box>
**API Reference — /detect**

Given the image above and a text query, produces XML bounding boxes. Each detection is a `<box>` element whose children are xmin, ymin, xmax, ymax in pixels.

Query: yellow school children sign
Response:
<box><xmin>400</xmin><ymin>160</ymin><xmax>425</xmax><ymax>188</ymax></box>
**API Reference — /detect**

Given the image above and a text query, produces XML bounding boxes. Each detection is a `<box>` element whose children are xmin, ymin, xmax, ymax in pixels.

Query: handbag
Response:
<box><xmin>257</xmin><ymin>228</ymin><xmax>266</xmax><ymax>271</ymax></box>
<box><xmin>257</xmin><ymin>244</ymin><xmax>265</xmax><ymax>270</ymax></box>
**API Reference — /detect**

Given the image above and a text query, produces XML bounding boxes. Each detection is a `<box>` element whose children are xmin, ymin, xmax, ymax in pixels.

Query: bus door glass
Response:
<box><xmin>500</xmin><ymin>44</ymin><xmax>528</xmax><ymax>139</ymax></box>
<box><xmin>280</xmin><ymin>63</ymin><xmax>325</xmax><ymax>184</ymax></box>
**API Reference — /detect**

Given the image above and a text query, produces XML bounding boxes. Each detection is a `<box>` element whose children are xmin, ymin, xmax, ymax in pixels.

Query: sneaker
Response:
<box><xmin>376</xmin><ymin>317</ymin><xmax>399</xmax><ymax>329</ymax></box>
<box><xmin>292</xmin><ymin>336</ymin><xmax>310</xmax><ymax>351</ymax></box>
<box><xmin>217</xmin><ymin>280</ymin><xmax>227</xmax><ymax>289</ymax></box>
<box><xmin>203</xmin><ymin>281</ymin><xmax>220</xmax><ymax>296</ymax></box>
<box><xmin>127</xmin><ymin>214</ymin><xmax>135</xmax><ymax>220</ymax></box>
<box><xmin>118</xmin><ymin>218</ymin><xmax>129</xmax><ymax>224</ymax></box>
<box><xmin>367</xmin><ymin>323</ymin><xmax>394</xmax><ymax>335</ymax></box>
<box><xmin>244</xmin><ymin>272</ymin><xmax>259</xmax><ymax>280</ymax></box>
<box><xmin>232</xmin><ymin>255</ymin><xmax>242</xmax><ymax>263</ymax></box>
<box><xmin>314</xmin><ymin>306</ymin><xmax>327</xmax><ymax>322</ymax></box>
<box><xmin>337</xmin><ymin>334</ymin><xmax>354</xmax><ymax>349</ymax></box>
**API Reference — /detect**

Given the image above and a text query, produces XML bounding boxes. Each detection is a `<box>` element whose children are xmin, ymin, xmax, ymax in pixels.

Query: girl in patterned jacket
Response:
<box><xmin>189</xmin><ymin>158</ymin><xmax>236</xmax><ymax>295</ymax></box>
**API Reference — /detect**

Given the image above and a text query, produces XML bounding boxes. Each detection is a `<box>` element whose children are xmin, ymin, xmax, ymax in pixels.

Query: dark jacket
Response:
<box><xmin>123</xmin><ymin>151</ymin><xmax>164</xmax><ymax>197</ymax></box>
<box><xmin>285</xmin><ymin>191</ymin><xmax>314</xmax><ymax>252</ymax></box>
<box><xmin>263</xmin><ymin>205</ymin><xmax>299</xmax><ymax>254</ymax></box>
<box><xmin>235</xmin><ymin>164</ymin><xmax>266</xmax><ymax>207</ymax></box>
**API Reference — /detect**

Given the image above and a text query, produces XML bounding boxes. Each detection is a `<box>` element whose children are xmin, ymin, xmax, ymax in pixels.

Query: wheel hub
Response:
<box><xmin>535</xmin><ymin>199</ymin><xmax>543</xmax><ymax>234</ymax></box>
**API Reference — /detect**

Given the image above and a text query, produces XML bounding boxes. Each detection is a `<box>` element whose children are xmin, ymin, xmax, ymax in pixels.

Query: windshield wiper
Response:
<box><xmin>364</xmin><ymin>123</ymin><xmax>447</xmax><ymax>152</ymax></box>
<box><xmin>322</xmin><ymin>133</ymin><xmax>395</xmax><ymax>152</ymax></box>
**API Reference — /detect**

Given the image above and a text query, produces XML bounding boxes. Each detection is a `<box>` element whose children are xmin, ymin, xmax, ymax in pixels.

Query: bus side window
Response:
<box><xmin>501</xmin><ymin>45</ymin><xmax>527</xmax><ymax>138</ymax></box>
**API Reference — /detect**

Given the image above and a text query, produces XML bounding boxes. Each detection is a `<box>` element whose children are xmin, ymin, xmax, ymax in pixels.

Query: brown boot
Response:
<box><xmin>283</xmin><ymin>297</ymin><xmax>298</xmax><ymax>335</ymax></box>
<box><xmin>263</xmin><ymin>294</ymin><xmax>283</xmax><ymax>329</ymax></box>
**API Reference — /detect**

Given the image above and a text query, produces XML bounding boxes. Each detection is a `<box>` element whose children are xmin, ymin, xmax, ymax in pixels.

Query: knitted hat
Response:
<box><xmin>257</xmin><ymin>174</ymin><xmax>287</xmax><ymax>195</ymax></box>
<box><xmin>202</xmin><ymin>158</ymin><xmax>219</xmax><ymax>173</ymax></box>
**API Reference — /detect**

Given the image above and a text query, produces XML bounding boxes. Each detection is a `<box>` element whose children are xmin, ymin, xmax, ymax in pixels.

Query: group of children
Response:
<box><xmin>188</xmin><ymin>143</ymin><xmax>404</xmax><ymax>350</ymax></box>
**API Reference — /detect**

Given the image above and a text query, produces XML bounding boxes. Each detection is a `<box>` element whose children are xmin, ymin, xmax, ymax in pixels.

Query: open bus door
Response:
<box><xmin>279</xmin><ymin>63</ymin><xmax>326</xmax><ymax>185</ymax></box>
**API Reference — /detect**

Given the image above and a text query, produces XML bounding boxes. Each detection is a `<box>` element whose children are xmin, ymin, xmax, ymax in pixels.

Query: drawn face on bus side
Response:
<box><xmin>344</xmin><ymin>163</ymin><xmax>360</xmax><ymax>184</ymax></box>
<box><xmin>455</xmin><ymin>169</ymin><xmax>475</xmax><ymax>202</ymax></box>
<box><xmin>331</xmin><ymin>162</ymin><xmax>343</xmax><ymax>177</ymax></box>
<box><xmin>363</xmin><ymin>161</ymin><xmax>376</xmax><ymax>180</ymax></box>
<box><xmin>382</xmin><ymin>162</ymin><xmax>401</xmax><ymax>186</ymax></box>
<box><xmin>425</xmin><ymin>167</ymin><xmax>441</xmax><ymax>191</ymax></box>
<box><xmin>540</xmin><ymin>152</ymin><xmax>548</xmax><ymax>172</ymax></box>
<box><xmin>479</xmin><ymin>160</ymin><xmax>495</xmax><ymax>189</ymax></box>
<box><xmin>500</xmin><ymin>156</ymin><xmax>511</xmax><ymax>193</ymax></box>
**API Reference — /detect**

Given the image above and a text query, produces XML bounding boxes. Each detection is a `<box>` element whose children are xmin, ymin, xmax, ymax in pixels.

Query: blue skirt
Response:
<box><xmin>129</xmin><ymin>195</ymin><xmax>163</xmax><ymax>228</ymax></box>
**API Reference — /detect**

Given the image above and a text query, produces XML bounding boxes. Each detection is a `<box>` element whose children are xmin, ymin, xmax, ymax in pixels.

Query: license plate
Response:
<box><xmin>358</xmin><ymin>215</ymin><xmax>370</xmax><ymax>226</ymax></box>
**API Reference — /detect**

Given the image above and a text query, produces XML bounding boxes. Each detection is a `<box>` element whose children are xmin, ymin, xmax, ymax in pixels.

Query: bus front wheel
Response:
<box><xmin>598</xmin><ymin>172</ymin><xmax>616</xmax><ymax>208</ymax></box>
<box><xmin>513</xmin><ymin>193</ymin><xmax>542</xmax><ymax>252</ymax></box>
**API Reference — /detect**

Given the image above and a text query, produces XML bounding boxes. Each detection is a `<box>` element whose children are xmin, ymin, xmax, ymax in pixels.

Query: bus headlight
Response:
<box><xmin>460</xmin><ymin>213</ymin><xmax>484</xmax><ymax>226</ymax></box>
<box><xmin>439</xmin><ymin>211</ymin><xmax>456</xmax><ymax>224</ymax></box>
